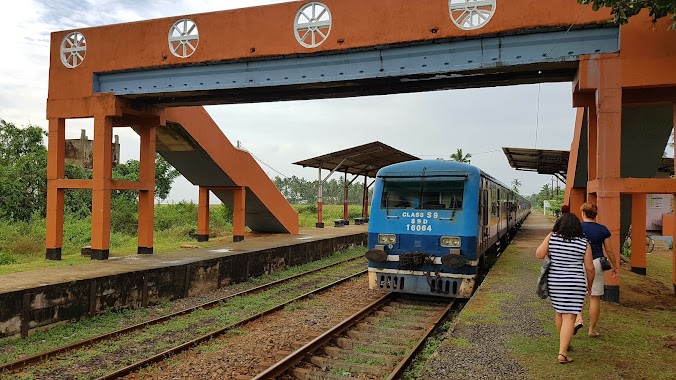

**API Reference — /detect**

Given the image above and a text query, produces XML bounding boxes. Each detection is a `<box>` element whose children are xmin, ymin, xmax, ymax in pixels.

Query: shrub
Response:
<box><xmin>0</xmin><ymin>252</ymin><xmax>18</xmax><ymax>265</ymax></box>
<box><xmin>111</xmin><ymin>194</ymin><xmax>138</xmax><ymax>235</ymax></box>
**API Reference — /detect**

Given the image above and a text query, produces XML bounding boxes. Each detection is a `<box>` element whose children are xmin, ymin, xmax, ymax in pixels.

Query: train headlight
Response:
<box><xmin>378</xmin><ymin>234</ymin><xmax>397</xmax><ymax>244</ymax></box>
<box><xmin>440</xmin><ymin>236</ymin><xmax>461</xmax><ymax>247</ymax></box>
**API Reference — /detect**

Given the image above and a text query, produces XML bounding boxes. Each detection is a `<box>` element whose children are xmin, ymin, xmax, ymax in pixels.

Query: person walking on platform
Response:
<box><xmin>536</xmin><ymin>213</ymin><xmax>594</xmax><ymax>364</ymax></box>
<box><xmin>575</xmin><ymin>202</ymin><xmax>619</xmax><ymax>337</ymax></box>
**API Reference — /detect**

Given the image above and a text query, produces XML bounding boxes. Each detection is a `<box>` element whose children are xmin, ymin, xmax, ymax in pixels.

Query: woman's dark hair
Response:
<box><xmin>552</xmin><ymin>213</ymin><xmax>584</xmax><ymax>241</ymax></box>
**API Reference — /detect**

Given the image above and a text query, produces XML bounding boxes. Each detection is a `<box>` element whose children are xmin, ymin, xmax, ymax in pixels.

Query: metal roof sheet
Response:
<box><xmin>293</xmin><ymin>141</ymin><xmax>419</xmax><ymax>178</ymax></box>
<box><xmin>503</xmin><ymin>147</ymin><xmax>674</xmax><ymax>178</ymax></box>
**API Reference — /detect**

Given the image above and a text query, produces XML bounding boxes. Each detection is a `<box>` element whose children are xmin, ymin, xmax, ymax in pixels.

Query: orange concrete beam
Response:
<box><xmin>52</xmin><ymin>179</ymin><xmax>152</xmax><ymax>191</ymax></box>
<box><xmin>52</xmin><ymin>179</ymin><xmax>93</xmax><ymax>189</ymax></box>
<box><xmin>619</xmin><ymin>13</ymin><xmax>676</xmax><ymax>89</ymax></box>
<box><xmin>575</xmin><ymin>14</ymin><xmax>676</xmax><ymax>94</ymax></box>
<box><xmin>202</xmin><ymin>186</ymin><xmax>244</xmax><ymax>191</ymax></box>
<box><xmin>588</xmin><ymin>178</ymin><xmax>676</xmax><ymax>195</ymax></box>
<box><xmin>48</xmin><ymin>0</ymin><xmax>611</xmax><ymax>102</ymax></box>
<box><xmin>111</xmin><ymin>181</ymin><xmax>154</xmax><ymax>191</ymax></box>
<box><xmin>46</xmin><ymin>93</ymin><xmax>123</xmax><ymax>119</ymax></box>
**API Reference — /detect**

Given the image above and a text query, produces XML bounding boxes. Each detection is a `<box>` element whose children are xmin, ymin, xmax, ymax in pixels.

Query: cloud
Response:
<box><xmin>0</xmin><ymin>0</ymin><xmax>576</xmax><ymax>203</ymax></box>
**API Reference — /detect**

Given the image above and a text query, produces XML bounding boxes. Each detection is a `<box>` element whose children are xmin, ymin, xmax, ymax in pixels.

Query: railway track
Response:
<box><xmin>0</xmin><ymin>256</ymin><xmax>366</xmax><ymax>377</ymax></box>
<box><xmin>251</xmin><ymin>293</ymin><xmax>456</xmax><ymax>379</ymax></box>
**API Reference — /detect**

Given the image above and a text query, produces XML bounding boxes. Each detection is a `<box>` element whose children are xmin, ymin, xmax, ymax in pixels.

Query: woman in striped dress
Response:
<box><xmin>536</xmin><ymin>213</ymin><xmax>594</xmax><ymax>364</ymax></box>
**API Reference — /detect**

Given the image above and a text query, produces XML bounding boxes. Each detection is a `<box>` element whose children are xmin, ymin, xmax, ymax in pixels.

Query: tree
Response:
<box><xmin>578</xmin><ymin>0</ymin><xmax>676</xmax><ymax>30</ymax></box>
<box><xmin>450</xmin><ymin>148</ymin><xmax>472</xmax><ymax>163</ymax></box>
<box><xmin>511</xmin><ymin>178</ymin><xmax>522</xmax><ymax>193</ymax></box>
<box><xmin>0</xmin><ymin>119</ymin><xmax>181</xmax><ymax>224</ymax></box>
<box><xmin>0</xmin><ymin>120</ymin><xmax>48</xmax><ymax>221</ymax></box>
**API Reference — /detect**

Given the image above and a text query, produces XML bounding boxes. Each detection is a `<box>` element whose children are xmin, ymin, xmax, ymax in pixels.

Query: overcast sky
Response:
<box><xmin>1</xmin><ymin>0</ymin><xmax>576</xmax><ymax>202</ymax></box>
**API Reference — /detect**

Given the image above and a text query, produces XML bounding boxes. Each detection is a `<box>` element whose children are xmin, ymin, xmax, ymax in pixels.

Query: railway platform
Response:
<box><xmin>421</xmin><ymin>213</ymin><xmax>676</xmax><ymax>380</ymax></box>
<box><xmin>0</xmin><ymin>224</ymin><xmax>367</xmax><ymax>338</ymax></box>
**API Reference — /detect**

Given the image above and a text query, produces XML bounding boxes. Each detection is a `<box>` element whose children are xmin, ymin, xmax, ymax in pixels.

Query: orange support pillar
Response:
<box><xmin>137</xmin><ymin>123</ymin><xmax>156</xmax><ymax>254</ymax></box>
<box><xmin>588</xmin><ymin>106</ymin><xmax>598</xmax><ymax>183</ymax></box>
<box><xmin>233</xmin><ymin>187</ymin><xmax>246</xmax><ymax>242</ymax></box>
<box><xmin>673</xmin><ymin>104</ymin><xmax>676</xmax><ymax>294</ymax></box>
<box><xmin>317</xmin><ymin>168</ymin><xmax>324</xmax><ymax>228</ymax></box>
<box><xmin>586</xmin><ymin>105</ymin><xmax>598</xmax><ymax>207</ymax></box>
<box><xmin>569</xmin><ymin>187</ymin><xmax>586</xmax><ymax>220</ymax></box>
<box><xmin>91</xmin><ymin>115</ymin><xmax>113</xmax><ymax>260</ymax></box>
<box><xmin>197</xmin><ymin>187</ymin><xmax>210</xmax><ymax>242</ymax></box>
<box><xmin>343</xmin><ymin>172</ymin><xmax>349</xmax><ymax>222</ymax></box>
<box><xmin>593</xmin><ymin>56</ymin><xmax>622</xmax><ymax>303</ymax></box>
<box><xmin>672</xmin><ymin>203</ymin><xmax>676</xmax><ymax>294</ymax></box>
<box><xmin>45</xmin><ymin>118</ymin><xmax>65</xmax><ymax>260</ymax></box>
<box><xmin>630</xmin><ymin>193</ymin><xmax>647</xmax><ymax>275</ymax></box>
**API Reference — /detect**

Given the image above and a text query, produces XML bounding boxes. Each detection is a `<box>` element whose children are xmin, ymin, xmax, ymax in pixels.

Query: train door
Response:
<box><xmin>480</xmin><ymin>179</ymin><xmax>489</xmax><ymax>246</ymax></box>
<box><xmin>497</xmin><ymin>188</ymin><xmax>501</xmax><ymax>233</ymax></box>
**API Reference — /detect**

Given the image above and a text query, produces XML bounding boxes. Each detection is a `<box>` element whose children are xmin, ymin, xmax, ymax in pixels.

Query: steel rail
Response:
<box><xmin>0</xmin><ymin>256</ymin><xmax>364</xmax><ymax>374</ymax></box>
<box><xmin>252</xmin><ymin>295</ymin><xmax>455</xmax><ymax>380</ymax></box>
<box><xmin>386</xmin><ymin>300</ymin><xmax>455</xmax><ymax>379</ymax></box>
<box><xmin>95</xmin><ymin>269</ymin><xmax>368</xmax><ymax>380</ymax></box>
<box><xmin>252</xmin><ymin>293</ymin><xmax>393</xmax><ymax>379</ymax></box>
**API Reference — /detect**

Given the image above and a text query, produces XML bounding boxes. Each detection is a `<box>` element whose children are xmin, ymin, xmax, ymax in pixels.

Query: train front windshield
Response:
<box><xmin>380</xmin><ymin>179</ymin><xmax>464</xmax><ymax>210</ymax></box>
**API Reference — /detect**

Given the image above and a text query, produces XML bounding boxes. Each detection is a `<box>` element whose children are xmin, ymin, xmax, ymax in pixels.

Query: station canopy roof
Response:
<box><xmin>502</xmin><ymin>147</ymin><xmax>674</xmax><ymax>180</ymax></box>
<box><xmin>293</xmin><ymin>141</ymin><xmax>419</xmax><ymax>178</ymax></box>
<box><xmin>502</xmin><ymin>147</ymin><xmax>569</xmax><ymax>179</ymax></box>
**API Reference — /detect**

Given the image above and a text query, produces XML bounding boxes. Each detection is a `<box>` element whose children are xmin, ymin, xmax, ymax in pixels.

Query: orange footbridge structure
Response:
<box><xmin>46</xmin><ymin>0</ymin><xmax>676</xmax><ymax>300</ymax></box>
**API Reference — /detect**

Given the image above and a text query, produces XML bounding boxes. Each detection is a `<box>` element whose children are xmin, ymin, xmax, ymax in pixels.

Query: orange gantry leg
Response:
<box><xmin>233</xmin><ymin>187</ymin><xmax>246</xmax><ymax>242</ymax></box>
<box><xmin>91</xmin><ymin>115</ymin><xmax>113</xmax><ymax>260</ymax></box>
<box><xmin>673</xmin><ymin>104</ymin><xmax>676</xmax><ymax>294</ymax></box>
<box><xmin>569</xmin><ymin>187</ymin><xmax>586</xmax><ymax>220</ymax></box>
<box><xmin>45</xmin><ymin>118</ymin><xmax>66</xmax><ymax>260</ymax></box>
<box><xmin>630</xmin><ymin>193</ymin><xmax>647</xmax><ymax>275</ymax></box>
<box><xmin>137</xmin><ymin>122</ymin><xmax>156</xmax><ymax>254</ymax></box>
<box><xmin>197</xmin><ymin>186</ymin><xmax>210</xmax><ymax>242</ymax></box>
<box><xmin>593</xmin><ymin>56</ymin><xmax>622</xmax><ymax>302</ymax></box>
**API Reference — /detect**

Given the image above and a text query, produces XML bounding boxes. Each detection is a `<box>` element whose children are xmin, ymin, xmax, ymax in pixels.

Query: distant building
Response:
<box><xmin>65</xmin><ymin>129</ymin><xmax>120</xmax><ymax>170</ymax></box>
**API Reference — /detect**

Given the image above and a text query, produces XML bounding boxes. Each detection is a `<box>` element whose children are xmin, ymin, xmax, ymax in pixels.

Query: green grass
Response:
<box><xmin>402</xmin><ymin>320</ymin><xmax>452</xmax><ymax>379</ymax></box>
<box><xmin>294</xmin><ymin>204</ymin><xmax>365</xmax><ymax>228</ymax></box>
<box><xmin>429</xmin><ymin>229</ymin><xmax>676</xmax><ymax>380</ymax></box>
<box><xmin>0</xmin><ymin>203</ymin><xmax>364</xmax><ymax>275</ymax></box>
<box><xmin>0</xmin><ymin>247</ymin><xmax>365</xmax><ymax>367</ymax></box>
<box><xmin>374</xmin><ymin>317</ymin><xmax>403</xmax><ymax>329</ymax></box>
<box><xmin>2</xmin><ymin>255</ymin><xmax>367</xmax><ymax>378</ymax></box>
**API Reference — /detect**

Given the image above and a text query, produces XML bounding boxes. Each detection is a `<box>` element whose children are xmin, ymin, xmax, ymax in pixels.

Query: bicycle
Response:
<box><xmin>623</xmin><ymin>225</ymin><xmax>655</xmax><ymax>254</ymax></box>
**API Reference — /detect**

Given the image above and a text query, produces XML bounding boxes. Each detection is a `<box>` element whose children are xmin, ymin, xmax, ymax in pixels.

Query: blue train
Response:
<box><xmin>365</xmin><ymin>159</ymin><xmax>530</xmax><ymax>298</ymax></box>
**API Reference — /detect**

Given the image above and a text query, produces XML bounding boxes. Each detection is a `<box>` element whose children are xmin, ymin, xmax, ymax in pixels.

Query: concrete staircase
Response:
<box><xmin>158</xmin><ymin>107</ymin><xmax>298</xmax><ymax>234</ymax></box>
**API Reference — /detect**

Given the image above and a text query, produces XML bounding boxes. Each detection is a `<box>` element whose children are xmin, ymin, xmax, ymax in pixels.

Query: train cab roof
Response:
<box><xmin>376</xmin><ymin>159</ymin><xmax>480</xmax><ymax>179</ymax></box>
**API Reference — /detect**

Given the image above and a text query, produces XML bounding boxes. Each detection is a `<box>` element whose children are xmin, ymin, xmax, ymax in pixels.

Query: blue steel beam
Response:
<box><xmin>95</xmin><ymin>27</ymin><xmax>619</xmax><ymax>104</ymax></box>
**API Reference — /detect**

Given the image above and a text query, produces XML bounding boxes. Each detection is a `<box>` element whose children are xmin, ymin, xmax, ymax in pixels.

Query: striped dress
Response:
<box><xmin>547</xmin><ymin>233</ymin><xmax>588</xmax><ymax>314</ymax></box>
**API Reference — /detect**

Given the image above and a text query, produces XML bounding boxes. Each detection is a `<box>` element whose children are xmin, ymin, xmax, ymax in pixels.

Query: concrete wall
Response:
<box><xmin>0</xmin><ymin>233</ymin><xmax>366</xmax><ymax>338</ymax></box>
<box><xmin>647</xmin><ymin>194</ymin><xmax>671</xmax><ymax>231</ymax></box>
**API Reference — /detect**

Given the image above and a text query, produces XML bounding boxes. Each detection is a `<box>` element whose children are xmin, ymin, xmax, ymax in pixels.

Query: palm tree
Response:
<box><xmin>511</xmin><ymin>178</ymin><xmax>522</xmax><ymax>193</ymax></box>
<box><xmin>450</xmin><ymin>148</ymin><xmax>471</xmax><ymax>163</ymax></box>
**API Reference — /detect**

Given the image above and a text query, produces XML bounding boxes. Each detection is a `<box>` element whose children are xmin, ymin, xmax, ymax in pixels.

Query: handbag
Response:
<box><xmin>536</xmin><ymin>255</ymin><xmax>551</xmax><ymax>299</ymax></box>
<box><xmin>599</xmin><ymin>256</ymin><xmax>612</xmax><ymax>271</ymax></box>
